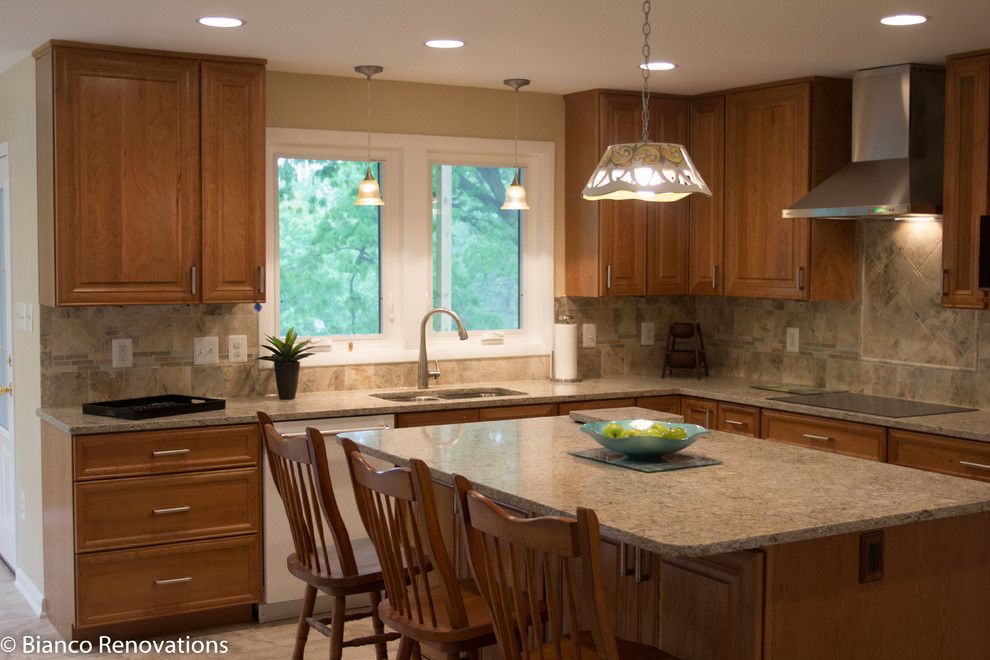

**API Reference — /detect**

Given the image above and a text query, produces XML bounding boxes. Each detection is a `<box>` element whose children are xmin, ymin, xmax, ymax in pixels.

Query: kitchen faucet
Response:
<box><xmin>419</xmin><ymin>308</ymin><xmax>469</xmax><ymax>388</ymax></box>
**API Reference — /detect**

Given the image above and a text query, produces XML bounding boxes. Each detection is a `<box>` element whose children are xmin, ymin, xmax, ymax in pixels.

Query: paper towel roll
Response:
<box><xmin>553</xmin><ymin>323</ymin><xmax>579</xmax><ymax>380</ymax></box>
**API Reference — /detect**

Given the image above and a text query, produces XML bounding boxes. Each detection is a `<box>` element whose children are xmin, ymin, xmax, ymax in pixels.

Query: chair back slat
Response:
<box><xmin>256</xmin><ymin>414</ymin><xmax>359</xmax><ymax>578</ymax></box>
<box><xmin>455</xmin><ymin>474</ymin><xmax>620</xmax><ymax>660</ymax></box>
<box><xmin>341</xmin><ymin>437</ymin><xmax>470</xmax><ymax>632</ymax></box>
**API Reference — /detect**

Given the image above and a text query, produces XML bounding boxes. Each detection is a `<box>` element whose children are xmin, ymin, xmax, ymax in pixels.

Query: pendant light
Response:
<box><xmin>354</xmin><ymin>65</ymin><xmax>385</xmax><ymax>206</ymax></box>
<box><xmin>582</xmin><ymin>1</ymin><xmax>711</xmax><ymax>202</ymax></box>
<box><xmin>501</xmin><ymin>78</ymin><xmax>530</xmax><ymax>210</ymax></box>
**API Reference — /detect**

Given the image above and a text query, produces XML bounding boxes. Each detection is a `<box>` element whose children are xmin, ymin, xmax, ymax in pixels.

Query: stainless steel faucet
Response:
<box><xmin>418</xmin><ymin>308</ymin><xmax>469</xmax><ymax>388</ymax></box>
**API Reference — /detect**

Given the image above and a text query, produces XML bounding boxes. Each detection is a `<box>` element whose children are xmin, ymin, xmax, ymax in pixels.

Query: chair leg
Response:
<box><xmin>329</xmin><ymin>595</ymin><xmax>346</xmax><ymax>660</ymax></box>
<box><xmin>412</xmin><ymin>642</ymin><xmax>423</xmax><ymax>660</ymax></box>
<box><xmin>396</xmin><ymin>637</ymin><xmax>414</xmax><ymax>660</ymax></box>
<box><xmin>292</xmin><ymin>584</ymin><xmax>317</xmax><ymax>660</ymax></box>
<box><xmin>369</xmin><ymin>590</ymin><xmax>388</xmax><ymax>659</ymax></box>
<box><xmin>444</xmin><ymin>652</ymin><xmax>460</xmax><ymax>660</ymax></box>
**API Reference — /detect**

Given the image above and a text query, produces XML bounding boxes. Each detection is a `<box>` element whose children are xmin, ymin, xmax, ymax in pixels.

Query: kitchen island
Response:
<box><xmin>344</xmin><ymin>416</ymin><xmax>990</xmax><ymax>659</ymax></box>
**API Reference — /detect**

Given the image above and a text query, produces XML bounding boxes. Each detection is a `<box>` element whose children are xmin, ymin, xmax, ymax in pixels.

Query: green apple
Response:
<box><xmin>602</xmin><ymin>423</ymin><xmax>624</xmax><ymax>439</ymax></box>
<box><xmin>662</xmin><ymin>427</ymin><xmax>689</xmax><ymax>440</ymax></box>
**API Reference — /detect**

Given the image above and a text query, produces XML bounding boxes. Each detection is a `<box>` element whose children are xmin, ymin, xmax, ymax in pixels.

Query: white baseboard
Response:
<box><xmin>14</xmin><ymin>570</ymin><xmax>45</xmax><ymax>617</ymax></box>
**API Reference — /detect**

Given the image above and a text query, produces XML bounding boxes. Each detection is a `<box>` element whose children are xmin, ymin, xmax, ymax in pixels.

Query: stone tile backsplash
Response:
<box><xmin>40</xmin><ymin>221</ymin><xmax>988</xmax><ymax>408</ymax></box>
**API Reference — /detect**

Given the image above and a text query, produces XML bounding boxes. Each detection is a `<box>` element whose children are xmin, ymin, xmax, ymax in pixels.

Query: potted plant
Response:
<box><xmin>260</xmin><ymin>327</ymin><xmax>314</xmax><ymax>400</ymax></box>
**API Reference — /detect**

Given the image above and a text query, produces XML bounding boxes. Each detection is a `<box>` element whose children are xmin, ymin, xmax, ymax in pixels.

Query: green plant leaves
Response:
<box><xmin>259</xmin><ymin>326</ymin><xmax>313</xmax><ymax>363</ymax></box>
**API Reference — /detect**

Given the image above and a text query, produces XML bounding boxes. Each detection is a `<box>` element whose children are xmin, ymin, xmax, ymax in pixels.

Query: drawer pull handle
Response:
<box><xmin>154</xmin><ymin>577</ymin><xmax>192</xmax><ymax>586</ymax></box>
<box><xmin>959</xmin><ymin>460</ymin><xmax>990</xmax><ymax>471</ymax></box>
<box><xmin>151</xmin><ymin>448</ymin><xmax>191</xmax><ymax>457</ymax></box>
<box><xmin>724</xmin><ymin>419</ymin><xmax>745</xmax><ymax>426</ymax></box>
<box><xmin>153</xmin><ymin>506</ymin><xmax>191</xmax><ymax>516</ymax></box>
<box><xmin>803</xmin><ymin>433</ymin><xmax>832</xmax><ymax>442</ymax></box>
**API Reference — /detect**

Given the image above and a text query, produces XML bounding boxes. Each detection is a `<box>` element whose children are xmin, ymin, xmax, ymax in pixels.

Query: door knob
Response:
<box><xmin>0</xmin><ymin>385</ymin><xmax>12</xmax><ymax>396</ymax></box>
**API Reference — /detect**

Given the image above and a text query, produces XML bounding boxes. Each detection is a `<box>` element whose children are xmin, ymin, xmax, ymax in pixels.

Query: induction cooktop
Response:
<box><xmin>766</xmin><ymin>392</ymin><xmax>977</xmax><ymax>418</ymax></box>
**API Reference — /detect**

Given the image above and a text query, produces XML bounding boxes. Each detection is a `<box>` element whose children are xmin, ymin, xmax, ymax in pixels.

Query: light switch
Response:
<box><xmin>228</xmin><ymin>335</ymin><xmax>247</xmax><ymax>363</ymax></box>
<box><xmin>786</xmin><ymin>327</ymin><xmax>800</xmax><ymax>353</ymax></box>
<box><xmin>194</xmin><ymin>336</ymin><xmax>219</xmax><ymax>365</ymax></box>
<box><xmin>582</xmin><ymin>323</ymin><xmax>597</xmax><ymax>348</ymax></box>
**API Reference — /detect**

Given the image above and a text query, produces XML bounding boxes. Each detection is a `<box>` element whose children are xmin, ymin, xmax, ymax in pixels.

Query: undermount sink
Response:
<box><xmin>373</xmin><ymin>387</ymin><xmax>526</xmax><ymax>403</ymax></box>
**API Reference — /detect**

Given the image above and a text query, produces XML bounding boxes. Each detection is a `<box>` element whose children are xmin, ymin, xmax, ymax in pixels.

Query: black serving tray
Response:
<box><xmin>82</xmin><ymin>394</ymin><xmax>226</xmax><ymax>420</ymax></box>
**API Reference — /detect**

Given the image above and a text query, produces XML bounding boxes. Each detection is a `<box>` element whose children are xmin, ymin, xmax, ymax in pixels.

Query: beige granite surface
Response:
<box><xmin>38</xmin><ymin>375</ymin><xmax>990</xmax><ymax>443</ymax></box>
<box><xmin>342</xmin><ymin>416</ymin><xmax>990</xmax><ymax>558</ymax></box>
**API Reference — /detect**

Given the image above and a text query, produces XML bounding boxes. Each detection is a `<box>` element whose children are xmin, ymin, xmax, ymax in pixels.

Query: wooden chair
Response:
<box><xmin>340</xmin><ymin>437</ymin><xmax>494</xmax><ymax>660</ymax></box>
<box><xmin>454</xmin><ymin>474</ymin><xmax>680</xmax><ymax>660</ymax></box>
<box><xmin>258</xmin><ymin>413</ymin><xmax>399</xmax><ymax>659</ymax></box>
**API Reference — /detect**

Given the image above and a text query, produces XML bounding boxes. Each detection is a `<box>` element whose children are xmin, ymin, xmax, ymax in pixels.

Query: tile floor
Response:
<box><xmin>0</xmin><ymin>563</ymin><xmax>397</xmax><ymax>659</ymax></box>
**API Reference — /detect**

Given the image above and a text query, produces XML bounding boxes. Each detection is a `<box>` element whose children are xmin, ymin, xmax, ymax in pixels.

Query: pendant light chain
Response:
<box><xmin>641</xmin><ymin>0</ymin><xmax>652</xmax><ymax>144</ymax></box>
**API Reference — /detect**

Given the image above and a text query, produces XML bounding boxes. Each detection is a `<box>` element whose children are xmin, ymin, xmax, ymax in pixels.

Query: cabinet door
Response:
<box><xmin>717</xmin><ymin>402</ymin><xmax>761</xmax><ymax>437</ymax></box>
<box><xmin>52</xmin><ymin>47</ymin><xmax>200</xmax><ymax>304</ymax></box>
<box><xmin>887</xmin><ymin>429</ymin><xmax>990</xmax><ymax>482</ymax></box>
<box><xmin>761</xmin><ymin>410</ymin><xmax>886</xmax><ymax>461</ymax></box>
<box><xmin>681</xmin><ymin>396</ymin><xmax>717</xmax><ymax>427</ymax></box>
<box><xmin>646</xmin><ymin>98</ymin><xmax>691</xmax><ymax>295</ymax></box>
<box><xmin>725</xmin><ymin>84</ymin><xmax>811</xmax><ymax>299</ymax></box>
<box><xmin>200</xmin><ymin>62</ymin><xmax>266</xmax><ymax>303</ymax></box>
<box><xmin>689</xmin><ymin>96</ymin><xmax>726</xmax><ymax>295</ymax></box>
<box><xmin>599</xmin><ymin>94</ymin><xmax>647</xmax><ymax>295</ymax></box>
<box><xmin>942</xmin><ymin>55</ymin><xmax>989</xmax><ymax>309</ymax></box>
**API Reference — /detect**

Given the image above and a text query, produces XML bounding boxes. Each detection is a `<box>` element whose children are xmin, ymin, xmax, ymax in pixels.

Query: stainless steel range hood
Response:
<box><xmin>783</xmin><ymin>64</ymin><xmax>945</xmax><ymax>220</ymax></box>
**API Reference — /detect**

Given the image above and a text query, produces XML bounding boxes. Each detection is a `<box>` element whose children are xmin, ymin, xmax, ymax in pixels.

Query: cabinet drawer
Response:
<box><xmin>681</xmin><ymin>397</ymin><xmax>718</xmax><ymax>427</ymax></box>
<box><xmin>395</xmin><ymin>408</ymin><xmax>480</xmax><ymax>428</ymax></box>
<box><xmin>75</xmin><ymin>535</ymin><xmax>260</xmax><ymax>628</ymax></box>
<box><xmin>636</xmin><ymin>395</ymin><xmax>681</xmax><ymax>415</ymax></box>
<box><xmin>479</xmin><ymin>403</ymin><xmax>557</xmax><ymax>421</ymax></box>
<box><xmin>761</xmin><ymin>411</ymin><xmax>886</xmax><ymax>461</ymax></box>
<box><xmin>717</xmin><ymin>403</ymin><xmax>761</xmax><ymax>437</ymax></box>
<box><xmin>888</xmin><ymin>430</ymin><xmax>990</xmax><ymax>482</ymax></box>
<box><xmin>74</xmin><ymin>424</ymin><xmax>259</xmax><ymax>480</ymax></box>
<box><xmin>557</xmin><ymin>398</ymin><xmax>636</xmax><ymax>415</ymax></box>
<box><xmin>75</xmin><ymin>468</ymin><xmax>260</xmax><ymax>552</ymax></box>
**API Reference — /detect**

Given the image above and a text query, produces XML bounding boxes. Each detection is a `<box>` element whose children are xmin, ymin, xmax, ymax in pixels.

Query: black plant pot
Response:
<box><xmin>273</xmin><ymin>361</ymin><xmax>301</xmax><ymax>400</ymax></box>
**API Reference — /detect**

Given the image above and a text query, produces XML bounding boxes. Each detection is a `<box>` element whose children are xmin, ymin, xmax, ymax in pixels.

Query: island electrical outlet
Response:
<box><xmin>111</xmin><ymin>338</ymin><xmax>133</xmax><ymax>368</ymax></box>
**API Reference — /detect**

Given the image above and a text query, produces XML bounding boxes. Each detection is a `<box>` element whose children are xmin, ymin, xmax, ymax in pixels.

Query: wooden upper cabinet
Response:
<box><xmin>942</xmin><ymin>53</ymin><xmax>989</xmax><ymax>309</ymax></box>
<box><xmin>36</xmin><ymin>42</ymin><xmax>266</xmax><ymax>306</ymax></box>
<box><xmin>41</xmin><ymin>46</ymin><xmax>201</xmax><ymax>305</ymax></box>
<box><xmin>564</xmin><ymin>90</ymin><xmax>691</xmax><ymax>296</ymax></box>
<box><xmin>200</xmin><ymin>61</ymin><xmax>267</xmax><ymax>303</ymax></box>
<box><xmin>724</xmin><ymin>79</ymin><xmax>854</xmax><ymax>301</ymax></box>
<box><xmin>688</xmin><ymin>95</ymin><xmax>725</xmax><ymax>295</ymax></box>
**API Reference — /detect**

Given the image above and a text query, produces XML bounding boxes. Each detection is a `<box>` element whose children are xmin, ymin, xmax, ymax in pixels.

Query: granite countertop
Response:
<box><xmin>342</xmin><ymin>416</ymin><xmax>990</xmax><ymax>558</ymax></box>
<box><xmin>37</xmin><ymin>375</ymin><xmax>990</xmax><ymax>443</ymax></box>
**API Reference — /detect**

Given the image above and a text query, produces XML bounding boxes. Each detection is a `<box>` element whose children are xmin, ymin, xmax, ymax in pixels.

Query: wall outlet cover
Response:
<box><xmin>641</xmin><ymin>322</ymin><xmax>656</xmax><ymax>346</ymax></box>
<box><xmin>228</xmin><ymin>335</ymin><xmax>248</xmax><ymax>363</ymax></box>
<box><xmin>194</xmin><ymin>336</ymin><xmax>220</xmax><ymax>366</ymax></box>
<box><xmin>582</xmin><ymin>323</ymin><xmax>597</xmax><ymax>348</ymax></box>
<box><xmin>111</xmin><ymin>338</ymin><xmax>133</xmax><ymax>368</ymax></box>
<box><xmin>786</xmin><ymin>327</ymin><xmax>800</xmax><ymax>353</ymax></box>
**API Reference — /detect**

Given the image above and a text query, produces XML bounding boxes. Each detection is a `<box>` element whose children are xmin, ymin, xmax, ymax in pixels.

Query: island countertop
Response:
<box><xmin>343</xmin><ymin>416</ymin><xmax>990</xmax><ymax>558</ymax></box>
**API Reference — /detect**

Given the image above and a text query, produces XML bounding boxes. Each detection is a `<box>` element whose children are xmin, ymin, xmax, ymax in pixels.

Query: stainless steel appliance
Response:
<box><xmin>767</xmin><ymin>392</ymin><xmax>975</xmax><ymax>418</ymax></box>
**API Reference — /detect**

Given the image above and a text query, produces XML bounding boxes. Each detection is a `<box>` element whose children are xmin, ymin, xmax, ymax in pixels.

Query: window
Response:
<box><xmin>264</xmin><ymin>128</ymin><xmax>554</xmax><ymax>366</ymax></box>
<box><xmin>277</xmin><ymin>158</ymin><xmax>382</xmax><ymax>337</ymax></box>
<box><xmin>432</xmin><ymin>165</ymin><xmax>522</xmax><ymax>332</ymax></box>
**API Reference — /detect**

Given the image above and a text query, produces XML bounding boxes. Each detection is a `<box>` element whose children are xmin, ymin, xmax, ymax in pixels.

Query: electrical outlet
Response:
<box><xmin>786</xmin><ymin>327</ymin><xmax>800</xmax><ymax>353</ymax></box>
<box><xmin>228</xmin><ymin>335</ymin><xmax>247</xmax><ymax>363</ymax></box>
<box><xmin>19</xmin><ymin>491</ymin><xmax>26</xmax><ymax>520</ymax></box>
<box><xmin>193</xmin><ymin>336</ymin><xmax>219</xmax><ymax>366</ymax></box>
<box><xmin>582</xmin><ymin>323</ymin><xmax>597</xmax><ymax>348</ymax></box>
<box><xmin>641</xmin><ymin>322</ymin><xmax>655</xmax><ymax>346</ymax></box>
<box><xmin>111</xmin><ymin>338</ymin><xmax>133</xmax><ymax>368</ymax></box>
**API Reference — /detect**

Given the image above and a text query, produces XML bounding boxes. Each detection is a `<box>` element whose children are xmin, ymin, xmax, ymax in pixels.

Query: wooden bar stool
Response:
<box><xmin>454</xmin><ymin>474</ymin><xmax>680</xmax><ymax>660</ymax></box>
<box><xmin>258</xmin><ymin>413</ymin><xmax>399</xmax><ymax>659</ymax></box>
<box><xmin>340</xmin><ymin>437</ymin><xmax>495</xmax><ymax>660</ymax></box>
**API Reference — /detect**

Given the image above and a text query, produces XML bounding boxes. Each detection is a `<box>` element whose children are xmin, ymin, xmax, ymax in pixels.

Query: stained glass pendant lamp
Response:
<box><xmin>354</xmin><ymin>65</ymin><xmax>385</xmax><ymax>206</ymax></box>
<box><xmin>502</xmin><ymin>78</ymin><xmax>531</xmax><ymax>210</ymax></box>
<box><xmin>582</xmin><ymin>1</ymin><xmax>711</xmax><ymax>202</ymax></box>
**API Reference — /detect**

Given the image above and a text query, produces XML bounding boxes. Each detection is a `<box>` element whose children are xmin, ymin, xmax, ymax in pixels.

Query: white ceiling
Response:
<box><xmin>1</xmin><ymin>0</ymin><xmax>989</xmax><ymax>95</ymax></box>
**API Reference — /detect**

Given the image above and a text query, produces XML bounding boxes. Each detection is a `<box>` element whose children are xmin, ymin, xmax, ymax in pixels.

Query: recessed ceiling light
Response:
<box><xmin>197</xmin><ymin>16</ymin><xmax>245</xmax><ymax>28</ymax></box>
<box><xmin>639</xmin><ymin>61</ymin><xmax>677</xmax><ymax>71</ymax></box>
<box><xmin>880</xmin><ymin>14</ymin><xmax>929</xmax><ymax>26</ymax></box>
<box><xmin>425</xmin><ymin>39</ymin><xmax>465</xmax><ymax>49</ymax></box>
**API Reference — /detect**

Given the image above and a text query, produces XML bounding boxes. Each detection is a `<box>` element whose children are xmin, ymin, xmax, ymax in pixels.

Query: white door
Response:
<box><xmin>0</xmin><ymin>145</ymin><xmax>15</xmax><ymax>569</ymax></box>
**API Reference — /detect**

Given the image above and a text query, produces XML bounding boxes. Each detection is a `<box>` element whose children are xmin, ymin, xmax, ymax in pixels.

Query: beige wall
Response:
<box><xmin>266</xmin><ymin>71</ymin><xmax>568</xmax><ymax>294</ymax></box>
<box><xmin>0</xmin><ymin>56</ymin><xmax>43</xmax><ymax>596</ymax></box>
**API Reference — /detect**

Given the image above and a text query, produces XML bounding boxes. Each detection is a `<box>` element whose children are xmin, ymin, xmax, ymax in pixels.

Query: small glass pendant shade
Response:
<box><xmin>355</xmin><ymin>167</ymin><xmax>384</xmax><ymax>206</ymax></box>
<box><xmin>582</xmin><ymin>142</ymin><xmax>712</xmax><ymax>202</ymax></box>
<box><xmin>501</xmin><ymin>174</ymin><xmax>530</xmax><ymax>210</ymax></box>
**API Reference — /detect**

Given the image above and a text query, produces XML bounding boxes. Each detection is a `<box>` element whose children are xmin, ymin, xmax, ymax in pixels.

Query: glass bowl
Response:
<box><xmin>579</xmin><ymin>419</ymin><xmax>709</xmax><ymax>460</ymax></box>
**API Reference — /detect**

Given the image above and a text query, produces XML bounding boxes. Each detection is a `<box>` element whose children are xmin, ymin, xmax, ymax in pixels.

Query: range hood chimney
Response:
<box><xmin>783</xmin><ymin>63</ymin><xmax>945</xmax><ymax>220</ymax></box>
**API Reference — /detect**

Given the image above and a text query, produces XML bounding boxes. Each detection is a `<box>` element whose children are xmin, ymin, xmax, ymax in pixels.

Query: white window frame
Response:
<box><xmin>262</xmin><ymin>127</ymin><xmax>555</xmax><ymax>367</ymax></box>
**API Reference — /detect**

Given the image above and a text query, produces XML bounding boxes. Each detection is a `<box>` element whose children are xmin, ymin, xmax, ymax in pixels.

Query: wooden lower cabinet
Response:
<box><xmin>716</xmin><ymin>402</ymin><xmax>761</xmax><ymax>437</ymax></box>
<box><xmin>680</xmin><ymin>396</ymin><xmax>717</xmax><ymax>427</ymax></box>
<box><xmin>887</xmin><ymin>429</ymin><xmax>990</xmax><ymax>482</ymax></box>
<box><xmin>478</xmin><ymin>402</ymin><xmax>558</xmax><ymax>421</ymax></box>
<box><xmin>636</xmin><ymin>395</ymin><xmax>682</xmax><ymax>415</ymax></box>
<box><xmin>395</xmin><ymin>407</ymin><xmax>481</xmax><ymax>428</ymax></box>
<box><xmin>761</xmin><ymin>409</ymin><xmax>886</xmax><ymax>461</ymax></box>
